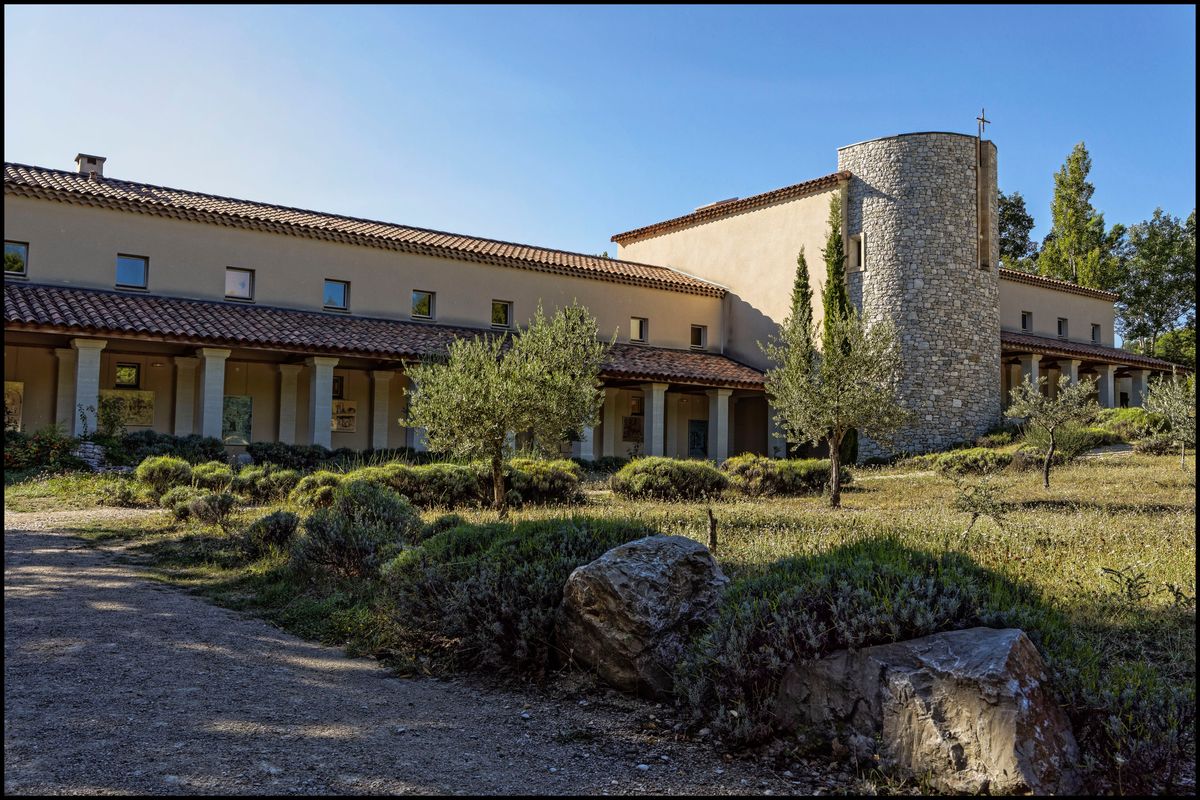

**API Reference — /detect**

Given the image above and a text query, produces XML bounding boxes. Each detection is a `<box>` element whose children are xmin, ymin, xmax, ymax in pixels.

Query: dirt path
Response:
<box><xmin>3</xmin><ymin>512</ymin><xmax>849</xmax><ymax>796</ymax></box>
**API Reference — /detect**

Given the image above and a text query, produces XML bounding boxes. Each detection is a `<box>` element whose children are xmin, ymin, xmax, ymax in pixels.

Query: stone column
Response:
<box><xmin>766</xmin><ymin>402</ymin><xmax>786</xmax><ymax>458</ymax></box>
<box><xmin>54</xmin><ymin>348</ymin><xmax>77</xmax><ymax>431</ymax></box>
<box><xmin>370</xmin><ymin>370</ymin><xmax>393</xmax><ymax>450</ymax></box>
<box><xmin>1062</xmin><ymin>359</ymin><xmax>1081</xmax><ymax>386</ymax></box>
<box><xmin>664</xmin><ymin>394</ymin><xmax>680</xmax><ymax>458</ymax></box>
<box><xmin>706</xmin><ymin>388</ymin><xmax>732</xmax><ymax>463</ymax></box>
<box><xmin>276</xmin><ymin>364</ymin><xmax>302</xmax><ymax>444</ymax></box>
<box><xmin>1095</xmin><ymin>364</ymin><xmax>1116</xmax><ymax>408</ymax></box>
<box><xmin>602</xmin><ymin>387</ymin><xmax>620</xmax><ymax>457</ymax></box>
<box><xmin>403</xmin><ymin>375</ymin><xmax>427</xmax><ymax>452</ymax></box>
<box><xmin>641</xmin><ymin>383</ymin><xmax>668</xmax><ymax>457</ymax></box>
<box><xmin>172</xmin><ymin>356</ymin><xmax>200</xmax><ymax>436</ymax></box>
<box><xmin>1130</xmin><ymin>369</ymin><xmax>1151</xmax><ymax>407</ymax></box>
<box><xmin>305</xmin><ymin>357</ymin><xmax>339</xmax><ymax>448</ymax></box>
<box><xmin>70</xmin><ymin>338</ymin><xmax>107</xmax><ymax>436</ymax></box>
<box><xmin>197</xmin><ymin>348</ymin><xmax>230</xmax><ymax>440</ymax></box>
<box><xmin>1018</xmin><ymin>354</ymin><xmax>1041</xmax><ymax>389</ymax></box>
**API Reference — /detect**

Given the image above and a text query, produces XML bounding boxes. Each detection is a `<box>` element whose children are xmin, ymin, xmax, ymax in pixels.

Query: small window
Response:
<box><xmin>690</xmin><ymin>324</ymin><xmax>708</xmax><ymax>350</ymax></box>
<box><xmin>412</xmin><ymin>290</ymin><xmax>435</xmax><ymax>320</ymax></box>
<box><xmin>332</xmin><ymin>375</ymin><xmax>345</xmax><ymax>400</ymax></box>
<box><xmin>1020</xmin><ymin>311</ymin><xmax>1032</xmax><ymax>332</ymax></box>
<box><xmin>324</xmin><ymin>279</ymin><xmax>349</xmax><ymax>310</ymax></box>
<box><xmin>116</xmin><ymin>254</ymin><xmax>148</xmax><ymax>289</ymax></box>
<box><xmin>853</xmin><ymin>234</ymin><xmax>865</xmax><ymax>271</ymax></box>
<box><xmin>225</xmin><ymin>267</ymin><xmax>255</xmax><ymax>301</ymax></box>
<box><xmin>491</xmin><ymin>300</ymin><xmax>513</xmax><ymax>328</ymax></box>
<box><xmin>1057</xmin><ymin>318</ymin><xmax>1068</xmax><ymax>339</ymax></box>
<box><xmin>1091</xmin><ymin>323</ymin><xmax>1101</xmax><ymax>343</ymax></box>
<box><xmin>4</xmin><ymin>241</ymin><xmax>28</xmax><ymax>276</ymax></box>
<box><xmin>114</xmin><ymin>363</ymin><xmax>141</xmax><ymax>388</ymax></box>
<box><xmin>630</xmin><ymin>317</ymin><xmax>648</xmax><ymax>343</ymax></box>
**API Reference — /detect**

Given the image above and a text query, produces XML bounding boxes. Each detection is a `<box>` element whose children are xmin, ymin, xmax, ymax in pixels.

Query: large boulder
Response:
<box><xmin>776</xmin><ymin>627</ymin><xmax>1079</xmax><ymax>795</ymax></box>
<box><xmin>557</xmin><ymin>535</ymin><xmax>728</xmax><ymax>698</ymax></box>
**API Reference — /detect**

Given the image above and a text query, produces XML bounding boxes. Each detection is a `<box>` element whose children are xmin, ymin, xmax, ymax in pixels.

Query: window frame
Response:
<box><xmin>114</xmin><ymin>362</ymin><xmax>142</xmax><ymax>389</ymax></box>
<box><xmin>1057</xmin><ymin>317</ymin><xmax>1069</xmax><ymax>339</ymax></box>
<box><xmin>491</xmin><ymin>299</ymin><xmax>513</xmax><ymax>329</ymax></box>
<box><xmin>224</xmin><ymin>267</ymin><xmax>256</xmax><ymax>302</ymax></box>
<box><xmin>630</xmin><ymin>316</ymin><xmax>648</xmax><ymax>344</ymax></box>
<box><xmin>1091</xmin><ymin>323</ymin><xmax>1101</xmax><ymax>344</ymax></box>
<box><xmin>4</xmin><ymin>240</ymin><xmax>29</xmax><ymax>277</ymax></box>
<box><xmin>1020</xmin><ymin>311</ymin><xmax>1032</xmax><ymax>332</ymax></box>
<box><xmin>411</xmin><ymin>289</ymin><xmax>436</xmax><ymax>320</ymax></box>
<box><xmin>690</xmin><ymin>324</ymin><xmax>708</xmax><ymax>351</ymax></box>
<box><xmin>323</xmin><ymin>278</ymin><xmax>350</xmax><ymax>311</ymax></box>
<box><xmin>115</xmin><ymin>253</ymin><xmax>149</xmax><ymax>290</ymax></box>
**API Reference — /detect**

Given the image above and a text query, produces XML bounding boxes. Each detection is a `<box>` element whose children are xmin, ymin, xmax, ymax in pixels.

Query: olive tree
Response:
<box><xmin>1144</xmin><ymin>370</ymin><xmax>1197</xmax><ymax>470</ymax></box>
<box><xmin>1006</xmin><ymin>374</ymin><xmax>1100</xmax><ymax>488</ymax></box>
<box><xmin>405</xmin><ymin>303</ymin><xmax>609</xmax><ymax>515</ymax></box>
<box><xmin>763</xmin><ymin>308</ymin><xmax>910</xmax><ymax>508</ymax></box>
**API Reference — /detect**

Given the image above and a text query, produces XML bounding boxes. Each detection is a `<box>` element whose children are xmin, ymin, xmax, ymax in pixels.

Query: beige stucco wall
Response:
<box><xmin>616</xmin><ymin>188</ymin><xmax>839</xmax><ymax>368</ymax></box>
<box><xmin>4</xmin><ymin>344</ymin><xmax>57</xmax><ymax>432</ymax></box>
<box><xmin>999</xmin><ymin>277</ymin><xmax>1115</xmax><ymax>346</ymax></box>
<box><xmin>4</xmin><ymin>195</ymin><xmax>722</xmax><ymax>351</ymax></box>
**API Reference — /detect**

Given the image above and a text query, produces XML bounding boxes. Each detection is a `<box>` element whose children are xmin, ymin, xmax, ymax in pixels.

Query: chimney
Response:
<box><xmin>74</xmin><ymin>153</ymin><xmax>106</xmax><ymax>178</ymax></box>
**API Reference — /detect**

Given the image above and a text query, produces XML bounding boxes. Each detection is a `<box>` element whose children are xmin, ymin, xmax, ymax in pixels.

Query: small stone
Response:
<box><xmin>636</xmin><ymin>764</ymin><xmax>650</xmax><ymax>771</ymax></box>
<box><xmin>659</xmin><ymin>755</ymin><xmax>669</xmax><ymax>762</ymax></box>
<box><xmin>394</xmin><ymin>727</ymin><xmax>407</xmax><ymax>734</ymax></box>
<box><xmin>519</xmin><ymin>712</ymin><xmax>531</xmax><ymax>720</ymax></box>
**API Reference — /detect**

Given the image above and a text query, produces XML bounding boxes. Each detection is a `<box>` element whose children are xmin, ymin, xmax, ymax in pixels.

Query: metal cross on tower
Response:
<box><xmin>977</xmin><ymin>108</ymin><xmax>990</xmax><ymax>138</ymax></box>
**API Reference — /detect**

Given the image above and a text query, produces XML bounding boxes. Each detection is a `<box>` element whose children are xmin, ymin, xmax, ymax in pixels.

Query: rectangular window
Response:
<box><xmin>1021</xmin><ymin>311</ymin><xmax>1032</xmax><ymax>332</ymax></box>
<box><xmin>491</xmin><ymin>300</ymin><xmax>513</xmax><ymax>328</ymax></box>
<box><xmin>323</xmin><ymin>279</ymin><xmax>349</xmax><ymax>310</ymax></box>
<box><xmin>1091</xmin><ymin>323</ymin><xmax>1101</xmax><ymax>343</ymax></box>
<box><xmin>412</xmin><ymin>290</ymin><xmax>435</xmax><ymax>320</ymax></box>
<box><xmin>630</xmin><ymin>317</ymin><xmax>648</xmax><ymax>343</ymax></box>
<box><xmin>332</xmin><ymin>375</ymin><xmax>345</xmax><ymax>400</ymax></box>
<box><xmin>690</xmin><ymin>324</ymin><xmax>707</xmax><ymax>350</ymax></box>
<box><xmin>115</xmin><ymin>254</ymin><xmax>148</xmax><ymax>289</ymax></box>
<box><xmin>4</xmin><ymin>241</ymin><xmax>28</xmax><ymax>276</ymax></box>
<box><xmin>1057</xmin><ymin>318</ymin><xmax>1069</xmax><ymax>339</ymax></box>
<box><xmin>114</xmin><ymin>363</ymin><xmax>141</xmax><ymax>388</ymax></box>
<box><xmin>225</xmin><ymin>267</ymin><xmax>255</xmax><ymax>301</ymax></box>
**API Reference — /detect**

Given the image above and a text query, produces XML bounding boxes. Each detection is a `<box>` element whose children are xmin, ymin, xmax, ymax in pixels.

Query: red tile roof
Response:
<box><xmin>999</xmin><ymin>268</ymin><xmax>1119</xmax><ymax>301</ymax></box>
<box><xmin>1000</xmin><ymin>330</ymin><xmax>1179</xmax><ymax>371</ymax></box>
<box><xmin>3</xmin><ymin>163</ymin><xmax>724</xmax><ymax>298</ymax></box>
<box><xmin>610</xmin><ymin>171</ymin><xmax>850</xmax><ymax>245</ymax></box>
<box><xmin>4</xmin><ymin>282</ymin><xmax>764</xmax><ymax>389</ymax></box>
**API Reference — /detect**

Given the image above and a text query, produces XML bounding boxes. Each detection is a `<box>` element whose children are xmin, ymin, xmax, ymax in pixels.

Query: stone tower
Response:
<box><xmin>838</xmin><ymin>132</ymin><xmax>1001</xmax><ymax>456</ymax></box>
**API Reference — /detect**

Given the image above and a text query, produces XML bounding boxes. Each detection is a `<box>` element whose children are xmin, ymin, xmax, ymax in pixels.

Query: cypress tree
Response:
<box><xmin>791</xmin><ymin>246</ymin><xmax>814</xmax><ymax>346</ymax></box>
<box><xmin>819</xmin><ymin>194</ymin><xmax>858</xmax><ymax>463</ymax></box>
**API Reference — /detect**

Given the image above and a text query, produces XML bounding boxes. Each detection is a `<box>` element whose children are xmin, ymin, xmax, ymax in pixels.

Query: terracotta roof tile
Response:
<box><xmin>999</xmin><ymin>268</ymin><xmax>1119</xmax><ymax>301</ymax></box>
<box><xmin>1000</xmin><ymin>330</ymin><xmax>1180</xmax><ymax>371</ymax></box>
<box><xmin>4</xmin><ymin>282</ymin><xmax>763</xmax><ymax>389</ymax></box>
<box><xmin>3</xmin><ymin>163</ymin><xmax>724</xmax><ymax>298</ymax></box>
<box><xmin>611</xmin><ymin>171</ymin><xmax>850</xmax><ymax>245</ymax></box>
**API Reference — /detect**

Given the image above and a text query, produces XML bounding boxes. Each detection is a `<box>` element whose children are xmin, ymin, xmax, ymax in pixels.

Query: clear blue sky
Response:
<box><xmin>5</xmin><ymin>5</ymin><xmax>1195</xmax><ymax>257</ymax></box>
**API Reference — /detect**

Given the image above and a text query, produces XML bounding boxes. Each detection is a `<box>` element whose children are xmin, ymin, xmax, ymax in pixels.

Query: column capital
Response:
<box><xmin>278</xmin><ymin>363</ymin><xmax>303</xmax><ymax>377</ymax></box>
<box><xmin>197</xmin><ymin>347</ymin><xmax>231</xmax><ymax>360</ymax></box>
<box><xmin>305</xmin><ymin>356</ymin><xmax>340</xmax><ymax>369</ymax></box>
<box><xmin>640</xmin><ymin>382</ymin><xmax>669</xmax><ymax>393</ymax></box>
<box><xmin>174</xmin><ymin>355</ymin><xmax>200</xmax><ymax>369</ymax></box>
<box><xmin>54</xmin><ymin>347</ymin><xmax>77</xmax><ymax>359</ymax></box>
<box><xmin>1096</xmin><ymin>363</ymin><xmax>1116</xmax><ymax>374</ymax></box>
<box><xmin>705</xmin><ymin>388</ymin><xmax>733</xmax><ymax>398</ymax></box>
<box><xmin>70</xmin><ymin>337</ymin><xmax>107</xmax><ymax>352</ymax></box>
<box><xmin>371</xmin><ymin>369</ymin><xmax>395</xmax><ymax>382</ymax></box>
<box><xmin>1020</xmin><ymin>353</ymin><xmax>1041</xmax><ymax>363</ymax></box>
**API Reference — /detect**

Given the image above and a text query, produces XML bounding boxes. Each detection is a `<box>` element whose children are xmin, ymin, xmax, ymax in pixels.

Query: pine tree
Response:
<box><xmin>1037</xmin><ymin>142</ymin><xmax>1121</xmax><ymax>289</ymax></box>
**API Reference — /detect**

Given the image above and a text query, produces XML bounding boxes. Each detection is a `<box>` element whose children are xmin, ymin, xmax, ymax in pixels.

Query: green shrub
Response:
<box><xmin>160</xmin><ymin>485</ymin><xmax>205</xmax><ymax>520</ymax></box>
<box><xmin>1094</xmin><ymin>407</ymin><xmax>1164</xmax><ymax>443</ymax></box>
<box><xmin>572</xmin><ymin>455</ymin><xmax>631</xmax><ymax>474</ymax></box>
<box><xmin>1133</xmin><ymin>433</ymin><xmax>1177</xmax><ymax>455</ymax></box>
<box><xmin>502</xmin><ymin>459</ymin><xmax>583</xmax><ymax>505</ymax></box>
<box><xmin>187</xmin><ymin>492</ymin><xmax>238</xmax><ymax>529</ymax></box>
<box><xmin>421</xmin><ymin>512</ymin><xmax>468</xmax><ymax>541</ymax></box>
<box><xmin>610</xmin><ymin>457</ymin><xmax>728</xmax><ymax>500</ymax></box>
<box><xmin>191</xmin><ymin>460</ymin><xmax>234</xmax><ymax>490</ymax></box>
<box><xmin>676</xmin><ymin>538</ymin><xmax>1057</xmax><ymax>745</ymax></box>
<box><xmin>721</xmin><ymin>455</ymin><xmax>840</xmax><ymax>496</ymax></box>
<box><xmin>242</xmin><ymin>510</ymin><xmax>300</xmax><ymax>557</ymax></box>
<box><xmin>264</xmin><ymin>468</ymin><xmax>301</xmax><ymax>500</ymax></box>
<box><xmin>117</xmin><ymin>431</ymin><xmax>225</xmax><ymax>464</ymax></box>
<box><xmin>4</xmin><ymin>426</ymin><xmax>85</xmax><ymax>472</ymax></box>
<box><xmin>974</xmin><ymin>422</ymin><xmax>1020</xmax><ymax>448</ymax></box>
<box><xmin>1023</xmin><ymin>424</ymin><xmax>1117</xmax><ymax>461</ymax></box>
<box><xmin>232</xmin><ymin>464</ymin><xmax>302</xmax><ymax>502</ymax></box>
<box><xmin>383</xmin><ymin>517</ymin><xmax>654</xmax><ymax>674</ymax></box>
<box><xmin>97</xmin><ymin>478</ymin><xmax>146</xmax><ymax>508</ymax></box>
<box><xmin>930</xmin><ymin>447</ymin><xmax>1013</xmax><ymax>476</ymax></box>
<box><xmin>291</xmin><ymin>480</ymin><xmax>422</xmax><ymax>578</ymax></box>
<box><xmin>247</xmin><ymin>441</ymin><xmax>333</xmax><ymax>471</ymax></box>
<box><xmin>289</xmin><ymin>470</ymin><xmax>343</xmax><ymax>508</ymax></box>
<box><xmin>135</xmin><ymin>455</ymin><xmax>193</xmax><ymax>497</ymax></box>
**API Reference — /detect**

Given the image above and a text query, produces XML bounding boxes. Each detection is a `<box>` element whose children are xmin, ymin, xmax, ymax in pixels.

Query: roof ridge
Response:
<box><xmin>998</xmin><ymin>267</ymin><xmax>1120</xmax><ymax>301</ymax></box>
<box><xmin>3</xmin><ymin>161</ymin><xmax>700</xmax><ymax>279</ymax></box>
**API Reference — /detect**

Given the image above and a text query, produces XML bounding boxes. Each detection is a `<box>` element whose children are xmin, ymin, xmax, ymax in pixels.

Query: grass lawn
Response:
<box><xmin>5</xmin><ymin>451</ymin><xmax>1195</xmax><ymax>790</ymax></box>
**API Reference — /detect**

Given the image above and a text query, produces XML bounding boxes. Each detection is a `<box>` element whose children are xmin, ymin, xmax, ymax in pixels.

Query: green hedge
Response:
<box><xmin>4</xmin><ymin>427</ymin><xmax>85</xmax><ymax>473</ymax></box>
<box><xmin>340</xmin><ymin>459</ymin><xmax>582</xmax><ymax>509</ymax></box>
<box><xmin>135</xmin><ymin>455</ymin><xmax>193</xmax><ymax>498</ymax></box>
<box><xmin>720</xmin><ymin>454</ymin><xmax>841</xmax><ymax>496</ymax></box>
<box><xmin>191</xmin><ymin>461</ymin><xmax>234</xmax><ymax>491</ymax></box>
<box><xmin>901</xmin><ymin>447</ymin><xmax>1013</xmax><ymax>475</ymax></box>
<box><xmin>382</xmin><ymin>517</ymin><xmax>654</xmax><ymax>674</ymax></box>
<box><xmin>1023</xmin><ymin>424</ymin><xmax>1118</xmax><ymax>461</ymax></box>
<box><xmin>610</xmin><ymin>457</ymin><xmax>728</xmax><ymax>500</ymax></box>
<box><xmin>1093</xmin><ymin>407</ymin><xmax>1164</xmax><ymax>443</ymax></box>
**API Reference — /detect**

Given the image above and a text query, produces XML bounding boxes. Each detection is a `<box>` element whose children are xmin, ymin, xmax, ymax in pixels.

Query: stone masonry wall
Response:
<box><xmin>838</xmin><ymin>133</ymin><xmax>1001</xmax><ymax>457</ymax></box>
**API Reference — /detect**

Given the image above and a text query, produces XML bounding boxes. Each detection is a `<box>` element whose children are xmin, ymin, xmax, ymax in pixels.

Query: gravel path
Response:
<box><xmin>4</xmin><ymin>512</ymin><xmax>851</xmax><ymax>796</ymax></box>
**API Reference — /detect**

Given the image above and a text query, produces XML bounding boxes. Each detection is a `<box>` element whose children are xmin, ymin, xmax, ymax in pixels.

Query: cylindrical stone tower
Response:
<box><xmin>838</xmin><ymin>132</ymin><xmax>1001</xmax><ymax>456</ymax></box>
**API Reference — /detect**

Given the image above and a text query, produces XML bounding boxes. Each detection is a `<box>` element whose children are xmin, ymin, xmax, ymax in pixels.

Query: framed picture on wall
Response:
<box><xmin>621</xmin><ymin>414</ymin><xmax>643</xmax><ymax>443</ymax></box>
<box><xmin>331</xmin><ymin>399</ymin><xmax>357</xmax><ymax>432</ymax></box>
<box><xmin>99</xmin><ymin>389</ymin><xmax>155</xmax><ymax>427</ymax></box>
<box><xmin>630</xmin><ymin>395</ymin><xmax>644</xmax><ymax>415</ymax></box>
<box><xmin>4</xmin><ymin>381</ymin><xmax>23</xmax><ymax>432</ymax></box>
<box><xmin>332</xmin><ymin>375</ymin><xmax>345</xmax><ymax>400</ymax></box>
<box><xmin>222</xmin><ymin>395</ymin><xmax>252</xmax><ymax>445</ymax></box>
